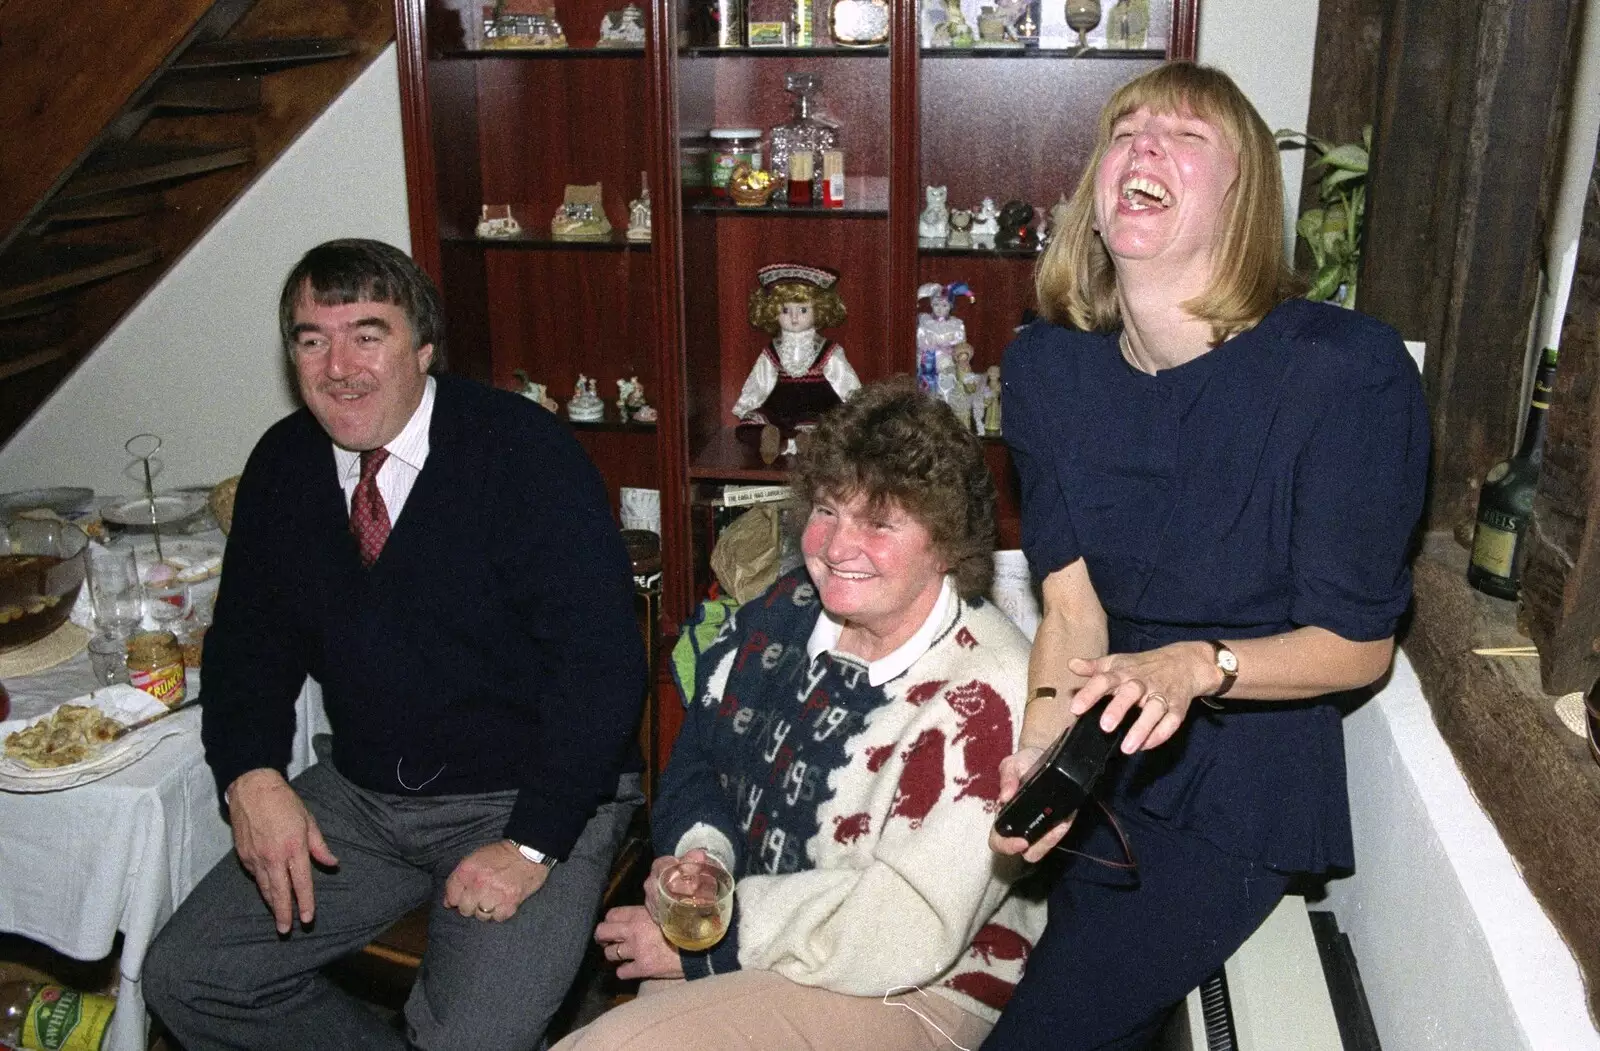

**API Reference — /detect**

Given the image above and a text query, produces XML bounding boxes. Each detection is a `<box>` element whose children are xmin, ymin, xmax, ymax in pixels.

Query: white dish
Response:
<box><xmin>0</xmin><ymin>685</ymin><xmax>189</xmax><ymax>792</ymax></box>
<box><xmin>101</xmin><ymin>492</ymin><xmax>208</xmax><ymax>527</ymax></box>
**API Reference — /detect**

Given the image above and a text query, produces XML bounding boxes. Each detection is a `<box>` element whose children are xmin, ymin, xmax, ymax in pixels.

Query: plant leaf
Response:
<box><xmin>1308</xmin><ymin>264</ymin><xmax>1343</xmax><ymax>301</ymax></box>
<box><xmin>1323</xmin><ymin>168</ymin><xmax>1364</xmax><ymax>191</ymax></box>
<box><xmin>1315</xmin><ymin>144</ymin><xmax>1368</xmax><ymax>172</ymax></box>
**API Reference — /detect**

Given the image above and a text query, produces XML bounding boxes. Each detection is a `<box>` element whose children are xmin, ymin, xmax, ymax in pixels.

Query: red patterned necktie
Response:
<box><xmin>350</xmin><ymin>447</ymin><xmax>392</xmax><ymax>568</ymax></box>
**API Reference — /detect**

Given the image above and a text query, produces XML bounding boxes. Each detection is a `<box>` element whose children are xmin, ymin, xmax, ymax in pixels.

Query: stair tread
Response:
<box><xmin>59</xmin><ymin>141</ymin><xmax>252</xmax><ymax>202</ymax></box>
<box><xmin>0</xmin><ymin>345</ymin><xmax>71</xmax><ymax>382</ymax></box>
<box><xmin>173</xmin><ymin>37</ymin><xmax>356</xmax><ymax>72</ymax></box>
<box><xmin>0</xmin><ymin>242</ymin><xmax>160</xmax><ymax>309</ymax></box>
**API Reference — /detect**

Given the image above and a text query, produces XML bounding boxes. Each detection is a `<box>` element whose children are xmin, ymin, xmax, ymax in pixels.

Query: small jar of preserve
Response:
<box><xmin>709</xmin><ymin>129</ymin><xmax>763</xmax><ymax>199</ymax></box>
<box><xmin>127</xmin><ymin>630</ymin><xmax>186</xmax><ymax>708</ymax></box>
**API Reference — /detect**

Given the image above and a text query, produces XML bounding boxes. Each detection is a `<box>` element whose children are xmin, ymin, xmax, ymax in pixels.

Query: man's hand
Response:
<box><xmin>988</xmin><ymin>745</ymin><xmax>1075</xmax><ymax>863</ymax></box>
<box><xmin>595</xmin><ymin>904</ymin><xmax>684</xmax><ymax>981</ymax></box>
<box><xmin>443</xmin><ymin>840</ymin><xmax>551</xmax><ymax>922</ymax></box>
<box><xmin>227</xmin><ymin>768</ymin><xmax>338</xmax><ymax>934</ymax></box>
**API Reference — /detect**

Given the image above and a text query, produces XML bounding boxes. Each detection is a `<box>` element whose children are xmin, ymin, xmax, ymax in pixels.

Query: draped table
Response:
<box><xmin>0</xmin><ymin>650</ymin><xmax>327</xmax><ymax>1051</ymax></box>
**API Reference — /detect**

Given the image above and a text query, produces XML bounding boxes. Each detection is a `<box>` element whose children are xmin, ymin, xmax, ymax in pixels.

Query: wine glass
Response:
<box><xmin>1065</xmin><ymin>0</ymin><xmax>1101</xmax><ymax>47</ymax></box>
<box><xmin>88</xmin><ymin>542</ymin><xmax>142</xmax><ymax>637</ymax></box>
<box><xmin>650</xmin><ymin>857</ymin><xmax>735</xmax><ymax>951</ymax></box>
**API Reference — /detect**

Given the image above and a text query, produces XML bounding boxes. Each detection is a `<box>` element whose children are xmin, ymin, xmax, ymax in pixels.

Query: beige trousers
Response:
<box><xmin>551</xmin><ymin>969</ymin><xmax>994</xmax><ymax>1051</ymax></box>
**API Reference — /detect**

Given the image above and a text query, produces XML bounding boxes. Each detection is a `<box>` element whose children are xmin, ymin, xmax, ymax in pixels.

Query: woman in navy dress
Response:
<box><xmin>982</xmin><ymin>63</ymin><xmax>1429</xmax><ymax>1050</ymax></box>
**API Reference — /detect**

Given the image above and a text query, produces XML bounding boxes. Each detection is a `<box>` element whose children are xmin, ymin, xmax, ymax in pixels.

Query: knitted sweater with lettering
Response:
<box><xmin>654</xmin><ymin>571</ymin><xmax>1048</xmax><ymax>1022</ymax></box>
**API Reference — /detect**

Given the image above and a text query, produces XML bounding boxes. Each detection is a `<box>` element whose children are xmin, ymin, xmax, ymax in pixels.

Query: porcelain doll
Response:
<box><xmin>915</xmin><ymin>280</ymin><xmax>974</xmax><ymax>393</ymax></box>
<box><xmin>731</xmin><ymin>263</ymin><xmax>861</xmax><ymax>438</ymax></box>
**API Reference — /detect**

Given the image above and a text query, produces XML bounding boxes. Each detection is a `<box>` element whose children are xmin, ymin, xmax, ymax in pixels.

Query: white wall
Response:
<box><xmin>1197</xmin><ymin>0</ymin><xmax>1320</xmax><ymax>260</ymax></box>
<box><xmin>0</xmin><ymin>45</ymin><xmax>410</xmax><ymax>495</ymax></box>
<box><xmin>1324</xmin><ymin>655</ymin><xmax>1600</xmax><ymax>1050</ymax></box>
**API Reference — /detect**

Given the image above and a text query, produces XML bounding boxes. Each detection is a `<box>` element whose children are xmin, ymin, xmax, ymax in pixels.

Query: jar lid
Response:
<box><xmin>710</xmin><ymin>128</ymin><xmax>762</xmax><ymax>139</ymax></box>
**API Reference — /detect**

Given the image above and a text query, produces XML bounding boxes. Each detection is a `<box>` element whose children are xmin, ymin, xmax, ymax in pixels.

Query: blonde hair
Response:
<box><xmin>1035</xmin><ymin>62</ymin><xmax>1303</xmax><ymax>342</ymax></box>
<box><xmin>748</xmin><ymin>280</ymin><xmax>848</xmax><ymax>335</ymax></box>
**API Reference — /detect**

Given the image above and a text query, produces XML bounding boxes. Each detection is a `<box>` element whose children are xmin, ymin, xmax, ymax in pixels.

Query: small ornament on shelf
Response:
<box><xmin>829</xmin><ymin>0</ymin><xmax>890</xmax><ymax>45</ymax></box>
<box><xmin>1065</xmin><ymin>0</ymin><xmax>1103</xmax><ymax>48</ymax></box>
<box><xmin>512</xmin><ymin>369</ymin><xmax>559</xmax><ymax>413</ymax></box>
<box><xmin>596</xmin><ymin>2</ymin><xmax>646</xmax><ymax>46</ymax></box>
<box><xmin>915</xmin><ymin>281</ymin><xmax>974</xmax><ymax>394</ymax></box>
<box><xmin>567</xmin><ymin>375</ymin><xmax>605</xmax><ymax>422</ymax></box>
<box><xmin>930</xmin><ymin>6</ymin><xmax>976</xmax><ymax>46</ymax></box>
<box><xmin>616</xmin><ymin>376</ymin><xmax>655</xmax><ymax>423</ymax></box>
<box><xmin>947</xmin><ymin>342</ymin><xmax>979</xmax><ymax>423</ymax></box>
<box><xmin>552</xmin><ymin>184</ymin><xmax>612</xmax><ymax>239</ymax></box>
<box><xmin>948</xmin><ymin>207</ymin><xmax>974</xmax><ymax>248</ymax></box>
<box><xmin>475</xmin><ymin>204</ymin><xmax>522</xmax><ymax>239</ymax></box>
<box><xmin>626</xmin><ymin>173</ymin><xmax>652</xmax><ymax>241</ymax></box>
<box><xmin>980</xmin><ymin>364</ymin><xmax>1002</xmax><ymax>435</ymax></box>
<box><xmin>971</xmin><ymin>197</ymin><xmax>1000</xmax><ymax>249</ymax></box>
<box><xmin>1041</xmin><ymin>192</ymin><xmax>1071</xmax><ymax>245</ymax></box>
<box><xmin>975</xmin><ymin>0</ymin><xmax>1026</xmax><ymax>46</ymax></box>
<box><xmin>918</xmin><ymin>185</ymin><xmax>950</xmax><ymax>246</ymax></box>
<box><xmin>1105</xmin><ymin>0</ymin><xmax>1149</xmax><ymax>48</ymax></box>
<box><xmin>768</xmin><ymin>73</ymin><xmax>840</xmax><ymax>198</ymax></box>
<box><xmin>483</xmin><ymin>0</ymin><xmax>568</xmax><ymax>48</ymax></box>
<box><xmin>728</xmin><ymin>163</ymin><xmax>779</xmax><ymax>207</ymax></box>
<box><xmin>732</xmin><ymin>263</ymin><xmax>861</xmax><ymax>442</ymax></box>
<box><xmin>995</xmin><ymin>199</ymin><xmax>1038</xmax><ymax>251</ymax></box>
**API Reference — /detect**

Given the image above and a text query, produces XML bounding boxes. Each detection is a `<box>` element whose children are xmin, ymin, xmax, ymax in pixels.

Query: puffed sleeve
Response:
<box><xmin>1002</xmin><ymin>325</ymin><xmax>1081</xmax><ymax>580</ymax></box>
<box><xmin>1289</xmin><ymin>337</ymin><xmax>1430</xmax><ymax>640</ymax></box>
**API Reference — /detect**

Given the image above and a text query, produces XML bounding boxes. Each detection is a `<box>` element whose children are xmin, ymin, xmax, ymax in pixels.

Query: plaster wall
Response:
<box><xmin>1325</xmin><ymin>653</ymin><xmax>1600</xmax><ymax>1051</ymax></box>
<box><xmin>0</xmin><ymin>46</ymin><xmax>410</xmax><ymax>494</ymax></box>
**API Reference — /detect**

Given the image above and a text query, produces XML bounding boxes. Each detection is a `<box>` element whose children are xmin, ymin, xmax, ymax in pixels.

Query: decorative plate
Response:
<box><xmin>100</xmin><ymin>492</ymin><xmax>208</xmax><ymax>527</ymax></box>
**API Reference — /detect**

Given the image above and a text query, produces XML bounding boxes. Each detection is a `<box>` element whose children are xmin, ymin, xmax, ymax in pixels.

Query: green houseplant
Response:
<box><xmin>1275</xmin><ymin>125</ymin><xmax>1369</xmax><ymax>307</ymax></box>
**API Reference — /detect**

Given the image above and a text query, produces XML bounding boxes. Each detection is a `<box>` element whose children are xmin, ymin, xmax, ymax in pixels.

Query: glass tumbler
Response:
<box><xmin>88</xmin><ymin>543</ymin><xmax>142</xmax><ymax>637</ymax></box>
<box><xmin>87</xmin><ymin>632</ymin><xmax>131</xmax><ymax>686</ymax></box>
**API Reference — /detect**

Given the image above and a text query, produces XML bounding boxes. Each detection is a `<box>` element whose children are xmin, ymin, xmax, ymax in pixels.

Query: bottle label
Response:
<box><xmin>1470</xmin><ymin>519</ymin><xmax>1517</xmax><ymax>578</ymax></box>
<box><xmin>1485</xmin><ymin>461</ymin><xmax>1509</xmax><ymax>484</ymax></box>
<box><xmin>21</xmin><ymin>986</ymin><xmax>115</xmax><ymax>1051</ymax></box>
<box><xmin>130</xmin><ymin>662</ymin><xmax>185</xmax><ymax>708</ymax></box>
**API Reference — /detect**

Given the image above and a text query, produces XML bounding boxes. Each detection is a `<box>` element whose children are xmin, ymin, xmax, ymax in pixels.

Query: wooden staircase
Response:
<box><xmin>0</xmin><ymin>0</ymin><xmax>396</xmax><ymax>447</ymax></box>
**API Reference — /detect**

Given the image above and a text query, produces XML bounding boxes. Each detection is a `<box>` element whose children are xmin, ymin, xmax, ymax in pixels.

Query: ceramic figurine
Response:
<box><xmin>616</xmin><ymin>377</ymin><xmax>638</xmax><ymax>422</ymax></box>
<box><xmin>552</xmin><ymin>183</ymin><xmax>611</xmax><ymax>239</ymax></box>
<box><xmin>484</xmin><ymin>0</ymin><xmax>568</xmax><ymax>48</ymax></box>
<box><xmin>597</xmin><ymin>2</ymin><xmax>646</xmax><ymax>46</ymax></box>
<box><xmin>919</xmin><ymin>185</ymin><xmax>950</xmax><ymax>246</ymax></box>
<box><xmin>971</xmin><ymin>197</ymin><xmax>1000</xmax><ymax>249</ymax></box>
<box><xmin>943</xmin><ymin>341</ymin><xmax>977</xmax><ymax>421</ymax></box>
<box><xmin>732</xmin><ymin>263</ymin><xmax>861</xmax><ymax>441</ymax></box>
<box><xmin>919</xmin><ymin>0</ymin><xmax>949</xmax><ymax>45</ymax></box>
<box><xmin>512</xmin><ymin>368</ymin><xmax>558</xmax><ymax>413</ymax></box>
<box><xmin>617</xmin><ymin>375</ymin><xmax>652</xmax><ymax>422</ymax></box>
<box><xmin>1042</xmin><ymin>192</ymin><xmax>1072</xmax><ymax>245</ymax></box>
<box><xmin>996</xmin><ymin>198</ymin><xmax>1038</xmax><ymax>251</ymax></box>
<box><xmin>475</xmin><ymin>205</ymin><xmax>521</xmax><ymax>238</ymax></box>
<box><xmin>948</xmin><ymin>207</ymin><xmax>974</xmax><ymax>249</ymax></box>
<box><xmin>626</xmin><ymin>173</ymin><xmax>652</xmax><ymax>242</ymax></box>
<box><xmin>981</xmin><ymin>364</ymin><xmax>1002</xmax><ymax>435</ymax></box>
<box><xmin>567</xmin><ymin>374</ymin><xmax>604</xmax><ymax>422</ymax></box>
<box><xmin>1105</xmin><ymin>0</ymin><xmax>1150</xmax><ymax>49</ymax></box>
<box><xmin>915</xmin><ymin>281</ymin><xmax>974</xmax><ymax>394</ymax></box>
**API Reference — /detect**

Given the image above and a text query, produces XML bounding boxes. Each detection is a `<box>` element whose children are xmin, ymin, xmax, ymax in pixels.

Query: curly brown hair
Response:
<box><xmin>795</xmin><ymin>376</ymin><xmax>996</xmax><ymax>598</ymax></box>
<box><xmin>748</xmin><ymin>280</ymin><xmax>848</xmax><ymax>336</ymax></box>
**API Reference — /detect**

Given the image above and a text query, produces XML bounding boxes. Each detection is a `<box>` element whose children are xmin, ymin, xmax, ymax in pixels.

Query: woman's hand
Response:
<box><xmin>988</xmin><ymin>745</ymin><xmax>1075</xmax><ymax>863</ymax></box>
<box><xmin>1066</xmin><ymin>641</ymin><xmax>1217</xmax><ymax>753</ymax></box>
<box><xmin>594</xmin><ymin>904</ymin><xmax>684</xmax><ymax>981</ymax></box>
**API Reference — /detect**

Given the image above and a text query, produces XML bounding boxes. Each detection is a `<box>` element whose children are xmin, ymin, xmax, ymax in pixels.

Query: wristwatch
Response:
<box><xmin>509</xmin><ymin>840</ymin><xmax>557</xmax><ymax>868</ymax></box>
<box><xmin>1207</xmin><ymin>640</ymin><xmax>1239</xmax><ymax>697</ymax></box>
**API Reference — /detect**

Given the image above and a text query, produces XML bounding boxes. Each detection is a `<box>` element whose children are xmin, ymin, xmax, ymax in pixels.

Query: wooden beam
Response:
<box><xmin>1524</xmin><ymin>132</ymin><xmax>1600</xmax><ymax>694</ymax></box>
<box><xmin>1360</xmin><ymin>0</ymin><xmax>1584</xmax><ymax>532</ymax></box>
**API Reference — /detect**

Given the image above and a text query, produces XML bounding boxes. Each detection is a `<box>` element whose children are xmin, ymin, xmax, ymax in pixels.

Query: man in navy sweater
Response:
<box><xmin>144</xmin><ymin>239</ymin><xmax>647</xmax><ymax>1051</ymax></box>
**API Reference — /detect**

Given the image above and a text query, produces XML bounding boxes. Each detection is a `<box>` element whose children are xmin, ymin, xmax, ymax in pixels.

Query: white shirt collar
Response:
<box><xmin>334</xmin><ymin>375</ymin><xmax>436</xmax><ymax>481</ymax></box>
<box><xmin>806</xmin><ymin>576</ymin><xmax>956</xmax><ymax>687</ymax></box>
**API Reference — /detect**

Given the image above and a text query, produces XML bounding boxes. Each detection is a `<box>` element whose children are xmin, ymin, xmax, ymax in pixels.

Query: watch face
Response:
<box><xmin>1217</xmin><ymin>648</ymin><xmax>1239</xmax><ymax>674</ymax></box>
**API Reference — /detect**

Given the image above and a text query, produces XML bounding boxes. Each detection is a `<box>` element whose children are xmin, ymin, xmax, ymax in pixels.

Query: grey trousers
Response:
<box><xmin>144</xmin><ymin>759</ymin><xmax>641</xmax><ymax>1051</ymax></box>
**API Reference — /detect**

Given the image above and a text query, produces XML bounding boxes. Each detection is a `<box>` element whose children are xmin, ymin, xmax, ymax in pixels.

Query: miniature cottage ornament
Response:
<box><xmin>626</xmin><ymin>174</ymin><xmax>652</xmax><ymax>242</ymax></box>
<box><xmin>552</xmin><ymin>183</ymin><xmax>612</xmax><ymax>239</ymax></box>
<box><xmin>597</xmin><ymin>3</ymin><xmax>646</xmax><ymax>47</ymax></box>
<box><xmin>475</xmin><ymin>205</ymin><xmax>521</xmax><ymax>238</ymax></box>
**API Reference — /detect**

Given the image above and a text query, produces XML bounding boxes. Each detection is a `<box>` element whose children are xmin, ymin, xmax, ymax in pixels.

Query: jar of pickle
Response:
<box><xmin>127</xmin><ymin>630</ymin><xmax>186</xmax><ymax>708</ymax></box>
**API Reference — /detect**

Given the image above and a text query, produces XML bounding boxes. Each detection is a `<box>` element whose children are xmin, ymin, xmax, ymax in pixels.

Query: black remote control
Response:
<box><xmin>993</xmin><ymin>695</ymin><xmax>1133</xmax><ymax>844</ymax></box>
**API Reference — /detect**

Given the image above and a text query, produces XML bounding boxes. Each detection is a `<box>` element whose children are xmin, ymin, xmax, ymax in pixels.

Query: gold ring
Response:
<box><xmin>1145</xmin><ymin>693</ymin><xmax>1168</xmax><ymax>708</ymax></box>
<box><xmin>477</xmin><ymin>905</ymin><xmax>493</xmax><ymax>915</ymax></box>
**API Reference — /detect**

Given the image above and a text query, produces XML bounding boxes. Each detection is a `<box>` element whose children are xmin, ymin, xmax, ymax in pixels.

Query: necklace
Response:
<box><xmin>1119</xmin><ymin>331</ymin><xmax>1152</xmax><ymax>375</ymax></box>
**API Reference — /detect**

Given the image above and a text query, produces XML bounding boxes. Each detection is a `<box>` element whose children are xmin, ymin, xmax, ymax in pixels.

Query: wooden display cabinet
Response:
<box><xmin>393</xmin><ymin>0</ymin><xmax>1198</xmax><ymax>700</ymax></box>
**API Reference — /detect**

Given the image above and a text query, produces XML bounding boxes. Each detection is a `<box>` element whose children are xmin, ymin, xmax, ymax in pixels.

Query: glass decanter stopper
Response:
<box><xmin>768</xmin><ymin>72</ymin><xmax>841</xmax><ymax>192</ymax></box>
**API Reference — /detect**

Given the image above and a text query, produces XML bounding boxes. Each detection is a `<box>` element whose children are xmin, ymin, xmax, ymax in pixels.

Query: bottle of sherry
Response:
<box><xmin>1468</xmin><ymin>346</ymin><xmax>1559</xmax><ymax>600</ymax></box>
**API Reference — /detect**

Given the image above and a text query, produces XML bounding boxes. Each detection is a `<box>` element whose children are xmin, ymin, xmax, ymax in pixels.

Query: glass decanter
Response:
<box><xmin>767</xmin><ymin>73</ymin><xmax>841</xmax><ymax>193</ymax></box>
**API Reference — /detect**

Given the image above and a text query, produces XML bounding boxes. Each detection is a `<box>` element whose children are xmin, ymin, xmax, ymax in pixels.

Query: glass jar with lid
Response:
<box><xmin>709</xmin><ymin>129</ymin><xmax>763</xmax><ymax>200</ymax></box>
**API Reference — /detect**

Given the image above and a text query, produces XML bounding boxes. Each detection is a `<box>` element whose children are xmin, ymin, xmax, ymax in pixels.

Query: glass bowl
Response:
<box><xmin>0</xmin><ymin>519</ymin><xmax>89</xmax><ymax>652</ymax></box>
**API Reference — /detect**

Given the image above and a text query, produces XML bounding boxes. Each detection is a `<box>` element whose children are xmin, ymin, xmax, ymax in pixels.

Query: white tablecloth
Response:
<box><xmin>0</xmin><ymin>652</ymin><xmax>327</xmax><ymax>1051</ymax></box>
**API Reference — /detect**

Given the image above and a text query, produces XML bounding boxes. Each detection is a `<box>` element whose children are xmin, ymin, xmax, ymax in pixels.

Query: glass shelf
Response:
<box><xmin>444</xmin><ymin>232</ymin><xmax>653</xmax><ymax>251</ymax></box>
<box><xmin>919</xmin><ymin>244</ymin><xmax>1044</xmax><ymax>258</ymax></box>
<box><xmin>919</xmin><ymin>47</ymin><xmax>1166</xmax><ymax>59</ymax></box>
<box><xmin>441</xmin><ymin>47</ymin><xmax>647</xmax><ymax>59</ymax></box>
<box><xmin>681</xmin><ymin>45</ymin><xmax>887</xmax><ymax>58</ymax></box>
<box><xmin>689</xmin><ymin>200</ymin><xmax>887</xmax><ymax>219</ymax></box>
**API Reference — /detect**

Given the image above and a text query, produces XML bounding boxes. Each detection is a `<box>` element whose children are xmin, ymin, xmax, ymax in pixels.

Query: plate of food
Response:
<box><xmin>100</xmin><ymin>492</ymin><xmax>208</xmax><ymax>528</ymax></box>
<box><xmin>130</xmin><ymin>538</ymin><xmax>225</xmax><ymax>585</ymax></box>
<box><xmin>0</xmin><ymin>686</ymin><xmax>190</xmax><ymax>792</ymax></box>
